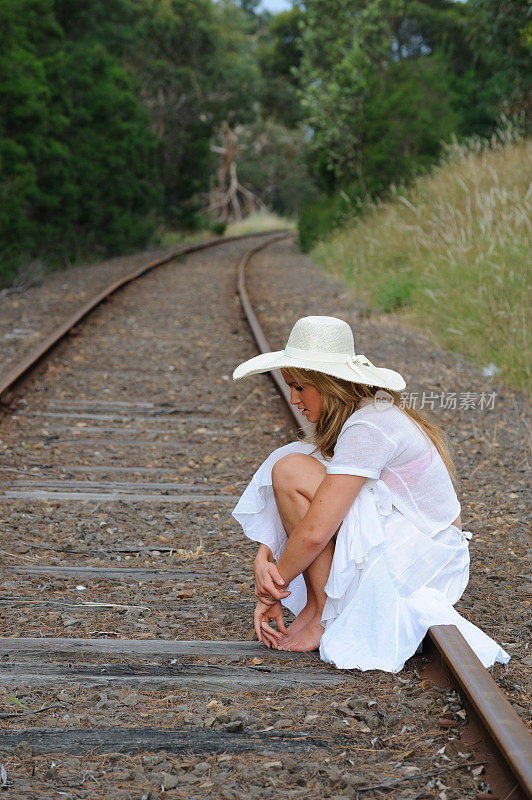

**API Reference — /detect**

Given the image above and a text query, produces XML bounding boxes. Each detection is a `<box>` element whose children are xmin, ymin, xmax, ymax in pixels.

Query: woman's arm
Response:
<box><xmin>276</xmin><ymin>473</ymin><xmax>367</xmax><ymax>587</ymax></box>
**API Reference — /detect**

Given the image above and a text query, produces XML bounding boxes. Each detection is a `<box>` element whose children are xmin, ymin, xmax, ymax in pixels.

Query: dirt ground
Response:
<box><xmin>0</xmin><ymin>235</ymin><xmax>529</xmax><ymax>799</ymax></box>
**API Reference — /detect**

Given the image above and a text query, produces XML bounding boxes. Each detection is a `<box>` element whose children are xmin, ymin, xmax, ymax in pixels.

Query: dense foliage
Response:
<box><xmin>297</xmin><ymin>0</ymin><xmax>531</xmax><ymax>249</ymax></box>
<box><xmin>0</xmin><ymin>0</ymin><xmax>161</xmax><ymax>282</ymax></box>
<box><xmin>1</xmin><ymin>0</ymin><xmax>529</xmax><ymax>282</ymax></box>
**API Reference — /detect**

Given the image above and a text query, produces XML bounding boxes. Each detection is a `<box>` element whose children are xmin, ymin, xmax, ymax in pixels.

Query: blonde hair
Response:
<box><xmin>284</xmin><ymin>367</ymin><xmax>456</xmax><ymax>481</ymax></box>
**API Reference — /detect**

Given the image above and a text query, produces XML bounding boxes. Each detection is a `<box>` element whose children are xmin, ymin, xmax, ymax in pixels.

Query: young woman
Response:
<box><xmin>232</xmin><ymin>316</ymin><xmax>508</xmax><ymax>672</ymax></box>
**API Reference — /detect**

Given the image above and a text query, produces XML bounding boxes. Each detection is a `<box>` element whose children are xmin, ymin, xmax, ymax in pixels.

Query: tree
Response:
<box><xmin>0</xmin><ymin>0</ymin><xmax>69</xmax><ymax>278</ymax></box>
<box><xmin>297</xmin><ymin>0</ymin><xmax>487</xmax><ymax>193</ymax></box>
<box><xmin>298</xmin><ymin>0</ymin><xmax>406</xmax><ymax>187</ymax></box>
<box><xmin>209</xmin><ymin>122</ymin><xmax>264</xmax><ymax>222</ymax></box>
<box><xmin>129</xmin><ymin>0</ymin><xmax>260</xmax><ymax>225</ymax></box>
<box><xmin>257</xmin><ymin>8</ymin><xmax>304</xmax><ymax>127</ymax></box>
<box><xmin>53</xmin><ymin>0</ymin><xmax>136</xmax><ymax>53</ymax></box>
<box><xmin>0</xmin><ymin>0</ymin><xmax>162</xmax><ymax>283</ymax></box>
<box><xmin>361</xmin><ymin>55</ymin><xmax>459</xmax><ymax>195</ymax></box>
<box><xmin>237</xmin><ymin>119</ymin><xmax>317</xmax><ymax>216</ymax></box>
<box><xmin>468</xmin><ymin>0</ymin><xmax>531</xmax><ymax>119</ymax></box>
<box><xmin>56</xmin><ymin>40</ymin><xmax>162</xmax><ymax>253</ymax></box>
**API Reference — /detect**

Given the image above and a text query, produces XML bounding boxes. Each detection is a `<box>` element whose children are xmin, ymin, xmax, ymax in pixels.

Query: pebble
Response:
<box><xmin>225</xmin><ymin>720</ymin><xmax>243</xmax><ymax>732</ymax></box>
<box><xmin>44</xmin><ymin>762</ymin><xmax>57</xmax><ymax>780</ymax></box>
<box><xmin>323</xmin><ymin>765</ymin><xmax>342</xmax><ymax>782</ymax></box>
<box><xmin>280</xmin><ymin>755</ymin><xmax>298</xmax><ymax>771</ymax></box>
<box><xmin>12</xmin><ymin>742</ymin><xmax>33</xmax><ymax>760</ymax></box>
<box><xmin>347</xmin><ymin>698</ymin><xmax>367</xmax><ymax>713</ymax></box>
<box><xmin>340</xmin><ymin>773</ymin><xmax>366</xmax><ymax>789</ymax></box>
<box><xmin>161</xmin><ymin>773</ymin><xmax>179</xmax><ymax>790</ymax></box>
<box><xmin>141</xmin><ymin>754</ymin><xmax>164</xmax><ymax>768</ymax></box>
<box><xmin>193</xmin><ymin>762</ymin><xmax>211</xmax><ymax>776</ymax></box>
<box><xmin>363</xmin><ymin>709</ymin><xmax>382</xmax><ymax>728</ymax></box>
<box><xmin>121</xmin><ymin>692</ymin><xmax>140</xmax><ymax>707</ymax></box>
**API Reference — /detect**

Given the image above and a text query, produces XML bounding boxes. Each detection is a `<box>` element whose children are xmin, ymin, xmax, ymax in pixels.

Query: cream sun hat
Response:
<box><xmin>233</xmin><ymin>316</ymin><xmax>406</xmax><ymax>391</ymax></box>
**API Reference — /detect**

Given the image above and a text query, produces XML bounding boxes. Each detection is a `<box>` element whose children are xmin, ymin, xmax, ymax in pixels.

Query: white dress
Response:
<box><xmin>232</xmin><ymin>401</ymin><xmax>509</xmax><ymax>673</ymax></box>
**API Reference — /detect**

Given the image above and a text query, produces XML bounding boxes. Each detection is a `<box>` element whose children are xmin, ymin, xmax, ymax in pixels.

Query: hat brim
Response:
<box><xmin>233</xmin><ymin>351</ymin><xmax>406</xmax><ymax>391</ymax></box>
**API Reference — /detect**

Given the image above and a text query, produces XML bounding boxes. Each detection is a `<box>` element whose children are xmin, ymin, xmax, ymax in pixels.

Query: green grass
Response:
<box><xmin>312</xmin><ymin>134</ymin><xmax>531</xmax><ymax>395</ymax></box>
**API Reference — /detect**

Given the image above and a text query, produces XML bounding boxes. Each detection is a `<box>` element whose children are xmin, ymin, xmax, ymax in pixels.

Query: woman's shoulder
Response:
<box><xmin>341</xmin><ymin>400</ymin><xmax>416</xmax><ymax>439</ymax></box>
<box><xmin>343</xmin><ymin>398</ymin><xmax>403</xmax><ymax>425</ymax></box>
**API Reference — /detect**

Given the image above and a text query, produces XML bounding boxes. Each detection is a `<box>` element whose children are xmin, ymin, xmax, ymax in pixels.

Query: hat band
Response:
<box><xmin>284</xmin><ymin>345</ymin><xmax>354</xmax><ymax>364</ymax></box>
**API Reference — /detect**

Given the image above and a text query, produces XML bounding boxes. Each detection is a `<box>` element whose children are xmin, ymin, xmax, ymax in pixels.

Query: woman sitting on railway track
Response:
<box><xmin>232</xmin><ymin>316</ymin><xmax>509</xmax><ymax>672</ymax></box>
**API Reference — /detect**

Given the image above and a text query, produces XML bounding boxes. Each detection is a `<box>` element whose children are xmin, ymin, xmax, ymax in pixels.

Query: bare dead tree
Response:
<box><xmin>208</xmin><ymin>122</ymin><xmax>265</xmax><ymax>222</ymax></box>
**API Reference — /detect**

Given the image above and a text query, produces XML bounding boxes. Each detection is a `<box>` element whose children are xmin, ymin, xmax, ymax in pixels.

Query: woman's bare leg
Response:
<box><xmin>271</xmin><ymin>454</ymin><xmax>334</xmax><ymax>649</ymax></box>
<box><xmin>274</xmin><ymin>477</ymin><xmax>317</xmax><ymax>636</ymax></box>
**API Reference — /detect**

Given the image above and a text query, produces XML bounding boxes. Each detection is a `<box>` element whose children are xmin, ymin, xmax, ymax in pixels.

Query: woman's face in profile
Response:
<box><xmin>281</xmin><ymin>369</ymin><xmax>322</xmax><ymax>423</ymax></box>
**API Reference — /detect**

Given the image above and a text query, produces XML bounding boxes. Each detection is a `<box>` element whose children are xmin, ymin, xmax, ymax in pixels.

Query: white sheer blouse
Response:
<box><xmin>327</xmin><ymin>400</ymin><xmax>460</xmax><ymax>536</ymax></box>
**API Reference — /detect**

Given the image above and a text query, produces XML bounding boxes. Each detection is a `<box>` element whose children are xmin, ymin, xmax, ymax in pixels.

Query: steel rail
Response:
<box><xmin>237</xmin><ymin>238</ymin><xmax>532</xmax><ymax>800</ymax></box>
<box><xmin>0</xmin><ymin>230</ymin><xmax>291</xmax><ymax>406</ymax></box>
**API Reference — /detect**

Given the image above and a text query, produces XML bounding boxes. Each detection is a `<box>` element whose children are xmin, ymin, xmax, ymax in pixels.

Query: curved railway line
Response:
<box><xmin>0</xmin><ymin>232</ymin><xmax>530</xmax><ymax>799</ymax></box>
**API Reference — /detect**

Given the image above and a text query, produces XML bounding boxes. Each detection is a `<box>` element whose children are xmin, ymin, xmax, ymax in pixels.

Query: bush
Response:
<box><xmin>210</xmin><ymin>221</ymin><xmax>227</xmax><ymax>236</ymax></box>
<box><xmin>376</xmin><ymin>272</ymin><xmax>416</xmax><ymax>312</ymax></box>
<box><xmin>298</xmin><ymin>190</ymin><xmax>361</xmax><ymax>252</ymax></box>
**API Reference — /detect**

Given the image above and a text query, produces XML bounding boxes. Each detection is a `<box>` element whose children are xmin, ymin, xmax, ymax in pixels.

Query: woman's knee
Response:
<box><xmin>271</xmin><ymin>453</ymin><xmax>325</xmax><ymax>494</ymax></box>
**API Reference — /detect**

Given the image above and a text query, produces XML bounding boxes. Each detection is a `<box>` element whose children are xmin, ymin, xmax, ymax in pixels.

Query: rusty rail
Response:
<box><xmin>237</xmin><ymin>236</ymin><xmax>532</xmax><ymax>800</ymax></box>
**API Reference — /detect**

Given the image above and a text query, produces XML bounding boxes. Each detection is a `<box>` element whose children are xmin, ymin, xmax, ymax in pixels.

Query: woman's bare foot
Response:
<box><xmin>278</xmin><ymin>618</ymin><xmax>324</xmax><ymax>652</ymax></box>
<box><xmin>286</xmin><ymin>601</ymin><xmax>317</xmax><ymax>637</ymax></box>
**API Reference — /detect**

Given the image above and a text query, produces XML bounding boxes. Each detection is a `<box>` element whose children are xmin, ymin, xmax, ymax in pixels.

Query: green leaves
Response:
<box><xmin>5</xmin><ymin>695</ymin><xmax>28</xmax><ymax>709</ymax></box>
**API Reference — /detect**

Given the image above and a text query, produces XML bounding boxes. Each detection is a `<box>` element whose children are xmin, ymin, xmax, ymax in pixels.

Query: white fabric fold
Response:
<box><xmin>232</xmin><ymin>442</ymin><xmax>510</xmax><ymax>673</ymax></box>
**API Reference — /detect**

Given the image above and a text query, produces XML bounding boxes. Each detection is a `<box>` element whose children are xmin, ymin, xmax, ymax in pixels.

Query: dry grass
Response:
<box><xmin>313</xmin><ymin>135</ymin><xmax>531</xmax><ymax>394</ymax></box>
<box><xmin>225</xmin><ymin>210</ymin><xmax>295</xmax><ymax>237</ymax></box>
<box><xmin>159</xmin><ymin>211</ymin><xmax>294</xmax><ymax>247</ymax></box>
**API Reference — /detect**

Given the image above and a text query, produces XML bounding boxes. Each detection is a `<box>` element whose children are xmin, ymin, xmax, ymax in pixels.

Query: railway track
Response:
<box><xmin>0</xmin><ymin>232</ymin><xmax>530</xmax><ymax>799</ymax></box>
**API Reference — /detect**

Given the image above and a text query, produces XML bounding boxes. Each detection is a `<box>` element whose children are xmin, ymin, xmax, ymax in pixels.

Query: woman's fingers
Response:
<box><xmin>253</xmin><ymin>608</ymin><xmax>264</xmax><ymax>643</ymax></box>
<box><xmin>260</xmin><ymin>580</ymin><xmax>290</xmax><ymax>602</ymax></box>
<box><xmin>264</xmin><ymin>567</ymin><xmax>290</xmax><ymax>600</ymax></box>
<box><xmin>255</xmin><ymin>589</ymin><xmax>290</xmax><ymax>603</ymax></box>
<box><xmin>260</xmin><ymin>628</ymin><xmax>278</xmax><ymax>648</ymax></box>
<box><xmin>271</xmin><ymin>563</ymin><xmax>287</xmax><ymax>586</ymax></box>
<box><xmin>255</xmin><ymin>564</ymin><xmax>290</xmax><ymax>602</ymax></box>
<box><xmin>260</xmin><ymin>620</ymin><xmax>284</xmax><ymax>641</ymax></box>
<box><xmin>274</xmin><ymin>610</ymin><xmax>288</xmax><ymax>635</ymax></box>
<box><xmin>254</xmin><ymin>599</ymin><xmax>287</xmax><ymax>649</ymax></box>
<box><xmin>265</xmin><ymin>585</ymin><xmax>291</xmax><ymax>601</ymax></box>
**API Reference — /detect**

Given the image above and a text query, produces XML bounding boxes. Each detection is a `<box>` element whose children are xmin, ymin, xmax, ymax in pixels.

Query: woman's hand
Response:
<box><xmin>253</xmin><ymin>560</ymin><xmax>290</xmax><ymax>604</ymax></box>
<box><xmin>254</xmin><ymin>599</ymin><xmax>288</xmax><ymax>648</ymax></box>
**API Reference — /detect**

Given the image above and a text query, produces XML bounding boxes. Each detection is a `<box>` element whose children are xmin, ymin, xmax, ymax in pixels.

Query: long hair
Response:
<box><xmin>284</xmin><ymin>367</ymin><xmax>456</xmax><ymax>481</ymax></box>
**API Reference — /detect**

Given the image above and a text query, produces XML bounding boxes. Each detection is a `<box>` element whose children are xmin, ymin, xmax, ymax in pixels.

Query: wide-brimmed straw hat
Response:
<box><xmin>233</xmin><ymin>316</ymin><xmax>406</xmax><ymax>391</ymax></box>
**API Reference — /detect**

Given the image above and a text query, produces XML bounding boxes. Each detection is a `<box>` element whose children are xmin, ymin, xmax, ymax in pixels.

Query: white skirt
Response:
<box><xmin>232</xmin><ymin>442</ymin><xmax>509</xmax><ymax>673</ymax></box>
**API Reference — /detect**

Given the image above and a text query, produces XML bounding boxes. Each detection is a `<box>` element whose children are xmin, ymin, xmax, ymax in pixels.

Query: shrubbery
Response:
<box><xmin>298</xmin><ymin>191</ymin><xmax>359</xmax><ymax>253</ymax></box>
